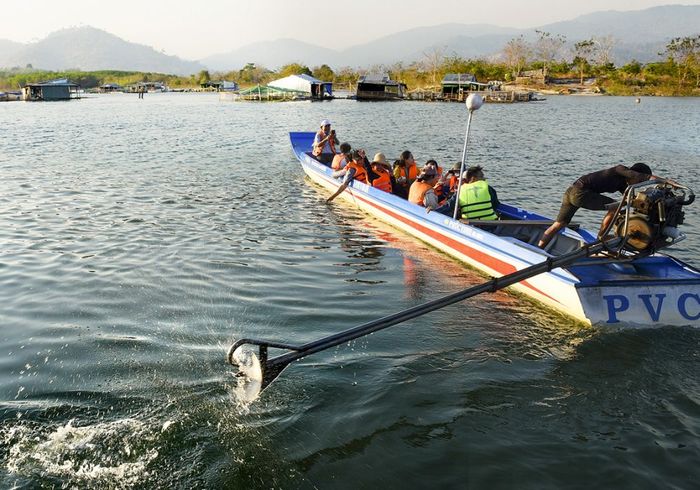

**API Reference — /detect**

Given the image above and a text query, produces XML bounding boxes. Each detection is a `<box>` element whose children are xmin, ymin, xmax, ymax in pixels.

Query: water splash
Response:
<box><xmin>1</xmin><ymin>417</ymin><xmax>160</xmax><ymax>488</ymax></box>
<box><xmin>229</xmin><ymin>345</ymin><xmax>263</xmax><ymax>407</ymax></box>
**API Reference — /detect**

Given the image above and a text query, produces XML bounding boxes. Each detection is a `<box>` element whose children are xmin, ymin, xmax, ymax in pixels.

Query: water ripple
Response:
<box><xmin>1</xmin><ymin>94</ymin><xmax>699</xmax><ymax>488</ymax></box>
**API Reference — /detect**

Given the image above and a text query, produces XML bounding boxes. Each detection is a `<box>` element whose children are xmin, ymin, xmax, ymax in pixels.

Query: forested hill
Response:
<box><xmin>0</xmin><ymin>27</ymin><xmax>203</xmax><ymax>75</ymax></box>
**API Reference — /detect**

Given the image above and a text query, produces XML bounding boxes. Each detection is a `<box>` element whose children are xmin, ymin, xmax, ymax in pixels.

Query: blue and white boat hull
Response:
<box><xmin>290</xmin><ymin>132</ymin><xmax>700</xmax><ymax>327</ymax></box>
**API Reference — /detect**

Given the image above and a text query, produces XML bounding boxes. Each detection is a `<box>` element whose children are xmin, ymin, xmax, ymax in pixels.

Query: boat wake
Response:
<box><xmin>1</xmin><ymin>417</ymin><xmax>162</xmax><ymax>488</ymax></box>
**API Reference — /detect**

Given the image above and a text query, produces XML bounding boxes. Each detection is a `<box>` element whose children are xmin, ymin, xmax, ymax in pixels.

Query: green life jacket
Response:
<box><xmin>459</xmin><ymin>180</ymin><xmax>498</xmax><ymax>220</ymax></box>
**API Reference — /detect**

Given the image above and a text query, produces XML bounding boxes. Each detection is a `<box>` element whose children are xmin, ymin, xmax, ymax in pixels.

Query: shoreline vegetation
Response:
<box><xmin>1</xmin><ymin>33</ymin><xmax>698</xmax><ymax>96</ymax></box>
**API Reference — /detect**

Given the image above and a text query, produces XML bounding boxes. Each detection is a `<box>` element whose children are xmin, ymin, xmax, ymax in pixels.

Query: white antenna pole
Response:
<box><xmin>453</xmin><ymin>93</ymin><xmax>484</xmax><ymax>220</ymax></box>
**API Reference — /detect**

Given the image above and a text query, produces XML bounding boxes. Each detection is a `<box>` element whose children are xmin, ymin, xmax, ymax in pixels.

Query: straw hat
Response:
<box><xmin>372</xmin><ymin>152</ymin><xmax>388</xmax><ymax>165</ymax></box>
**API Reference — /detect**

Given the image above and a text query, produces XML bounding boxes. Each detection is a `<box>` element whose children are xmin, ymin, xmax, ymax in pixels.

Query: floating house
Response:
<box><xmin>355</xmin><ymin>74</ymin><xmax>406</xmax><ymax>100</ymax></box>
<box><xmin>441</xmin><ymin>73</ymin><xmax>479</xmax><ymax>96</ymax></box>
<box><xmin>200</xmin><ymin>80</ymin><xmax>239</xmax><ymax>91</ymax></box>
<box><xmin>440</xmin><ymin>74</ymin><xmax>502</xmax><ymax>100</ymax></box>
<box><xmin>125</xmin><ymin>82</ymin><xmax>168</xmax><ymax>93</ymax></box>
<box><xmin>21</xmin><ymin>78</ymin><xmax>80</xmax><ymax>101</ymax></box>
<box><xmin>268</xmin><ymin>74</ymin><xmax>332</xmax><ymax>99</ymax></box>
<box><xmin>98</xmin><ymin>83</ymin><xmax>123</xmax><ymax>93</ymax></box>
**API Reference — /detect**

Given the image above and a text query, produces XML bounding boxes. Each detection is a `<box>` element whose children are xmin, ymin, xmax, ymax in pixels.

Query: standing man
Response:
<box><xmin>313</xmin><ymin>119</ymin><xmax>339</xmax><ymax>164</ymax></box>
<box><xmin>537</xmin><ymin>163</ymin><xmax>663</xmax><ymax>249</ymax></box>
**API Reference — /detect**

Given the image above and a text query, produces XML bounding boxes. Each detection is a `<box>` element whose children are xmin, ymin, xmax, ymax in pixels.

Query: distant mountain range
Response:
<box><xmin>1</xmin><ymin>5</ymin><xmax>699</xmax><ymax>75</ymax></box>
<box><xmin>202</xmin><ymin>4</ymin><xmax>700</xmax><ymax>70</ymax></box>
<box><xmin>0</xmin><ymin>27</ymin><xmax>204</xmax><ymax>75</ymax></box>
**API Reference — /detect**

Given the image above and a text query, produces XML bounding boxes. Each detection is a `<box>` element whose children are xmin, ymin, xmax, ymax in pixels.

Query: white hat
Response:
<box><xmin>320</xmin><ymin>119</ymin><xmax>332</xmax><ymax>127</ymax></box>
<box><xmin>372</xmin><ymin>152</ymin><xmax>387</xmax><ymax>165</ymax></box>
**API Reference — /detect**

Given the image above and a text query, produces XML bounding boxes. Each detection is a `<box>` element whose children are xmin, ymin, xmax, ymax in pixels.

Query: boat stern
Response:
<box><xmin>571</xmin><ymin>256</ymin><xmax>700</xmax><ymax>327</ymax></box>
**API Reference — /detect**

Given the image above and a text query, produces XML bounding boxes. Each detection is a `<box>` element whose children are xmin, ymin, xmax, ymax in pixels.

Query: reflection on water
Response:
<box><xmin>0</xmin><ymin>94</ymin><xmax>699</xmax><ymax>488</ymax></box>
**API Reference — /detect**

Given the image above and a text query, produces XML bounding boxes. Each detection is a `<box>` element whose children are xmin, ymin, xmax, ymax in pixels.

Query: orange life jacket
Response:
<box><xmin>346</xmin><ymin>160</ymin><xmax>368</xmax><ymax>184</ymax></box>
<box><xmin>331</xmin><ymin>153</ymin><xmax>347</xmax><ymax>170</ymax></box>
<box><xmin>449</xmin><ymin>175</ymin><xmax>459</xmax><ymax>193</ymax></box>
<box><xmin>371</xmin><ymin>168</ymin><xmax>392</xmax><ymax>193</ymax></box>
<box><xmin>433</xmin><ymin>174</ymin><xmax>446</xmax><ymax>198</ymax></box>
<box><xmin>313</xmin><ymin>130</ymin><xmax>337</xmax><ymax>156</ymax></box>
<box><xmin>396</xmin><ymin>162</ymin><xmax>418</xmax><ymax>185</ymax></box>
<box><xmin>434</xmin><ymin>183</ymin><xmax>444</xmax><ymax>200</ymax></box>
<box><xmin>408</xmin><ymin>181</ymin><xmax>434</xmax><ymax>206</ymax></box>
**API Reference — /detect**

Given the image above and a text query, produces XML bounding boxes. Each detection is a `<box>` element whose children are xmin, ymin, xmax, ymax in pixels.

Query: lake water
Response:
<box><xmin>1</xmin><ymin>93</ymin><xmax>699</xmax><ymax>488</ymax></box>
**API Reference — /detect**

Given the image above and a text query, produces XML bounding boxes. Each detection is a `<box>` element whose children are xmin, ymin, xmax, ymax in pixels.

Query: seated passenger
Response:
<box><xmin>326</xmin><ymin>150</ymin><xmax>369</xmax><ymax>202</ymax></box>
<box><xmin>441</xmin><ymin>169</ymin><xmax>456</xmax><ymax>200</ymax></box>
<box><xmin>431</xmin><ymin>165</ymin><xmax>499</xmax><ymax>220</ymax></box>
<box><xmin>446</xmin><ymin>162</ymin><xmax>462</xmax><ymax>195</ymax></box>
<box><xmin>369</xmin><ymin>153</ymin><xmax>393</xmax><ymax>193</ymax></box>
<box><xmin>408</xmin><ymin>166</ymin><xmax>439</xmax><ymax>209</ymax></box>
<box><xmin>332</xmin><ymin>143</ymin><xmax>352</xmax><ymax>170</ymax></box>
<box><xmin>424</xmin><ymin>159</ymin><xmax>445</xmax><ymax>201</ymax></box>
<box><xmin>392</xmin><ymin>151</ymin><xmax>418</xmax><ymax>199</ymax></box>
<box><xmin>425</xmin><ymin>159</ymin><xmax>443</xmax><ymax>179</ymax></box>
<box><xmin>331</xmin><ymin>149</ymin><xmax>368</xmax><ymax>182</ymax></box>
<box><xmin>313</xmin><ymin>119</ymin><xmax>339</xmax><ymax>164</ymax></box>
<box><xmin>357</xmin><ymin>148</ymin><xmax>378</xmax><ymax>182</ymax></box>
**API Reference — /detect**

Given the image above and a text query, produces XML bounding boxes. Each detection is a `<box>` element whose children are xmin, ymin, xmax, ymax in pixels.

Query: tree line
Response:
<box><xmin>2</xmin><ymin>33</ymin><xmax>698</xmax><ymax>95</ymax></box>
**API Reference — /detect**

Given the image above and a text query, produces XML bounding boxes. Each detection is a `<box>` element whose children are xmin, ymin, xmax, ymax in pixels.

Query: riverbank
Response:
<box><xmin>502</xmin><ymin>80</ymin><xmax>700</xmax><ymax>97</ymax></box>
<box><xmin>3</xmin><ymin>63</ymin><xmax>700</xmax><ymax>97</ymax></box>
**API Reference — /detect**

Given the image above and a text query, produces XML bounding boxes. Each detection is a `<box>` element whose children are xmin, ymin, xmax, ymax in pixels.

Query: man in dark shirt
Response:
<box><xmin>537</xmin><ymin>162</ymin><xmax>661</xmax><ymax>249</ymax></box>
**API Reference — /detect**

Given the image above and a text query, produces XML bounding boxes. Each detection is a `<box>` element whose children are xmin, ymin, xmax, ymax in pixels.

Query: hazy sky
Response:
<box><xmin>2</xmin><ymin>0</ymin><xmax>698</xmax><ymax>59</ymax></box>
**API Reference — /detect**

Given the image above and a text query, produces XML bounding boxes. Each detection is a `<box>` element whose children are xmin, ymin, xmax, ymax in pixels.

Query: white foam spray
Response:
<box><xmin>230</xmin><ymin>345</ymin><xmax>263</xmax><ymax>406</ymax></box>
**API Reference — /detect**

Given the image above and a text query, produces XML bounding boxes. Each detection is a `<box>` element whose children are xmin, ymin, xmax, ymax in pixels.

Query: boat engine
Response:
<box><xmin>612</xmin><ymin>181</ymin><xmax>695</xmax><ymax>254</ymax></box>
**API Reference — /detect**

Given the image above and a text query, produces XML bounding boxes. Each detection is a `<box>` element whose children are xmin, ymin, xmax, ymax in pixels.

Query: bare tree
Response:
<box><xmin>422</xmin><ymin>46</ymin><xmax>446</xmax><ymax>89</ymax></box>
<box><xmin>573</xmin><ymin>39</ymin><xmax>595</xmax><ymax>84</ymax></box>
<box><xmin>593</xmin><ymin>35</ymin><xmax>617</xmax><ymax>67</ymax></box>
<box><xmin>502</xmin><ymin>35</ymin><xmax>531</xmax><ymax>78</ymax></box>
<box><xmin>368</xmin><ymin>64</ymin><xmax>387</xmax><ymax>76</ymax></box>
<box><xmin>535</xmin><ymin>30</ymin><xmax>567</xmax><ymax>79</ymax></box>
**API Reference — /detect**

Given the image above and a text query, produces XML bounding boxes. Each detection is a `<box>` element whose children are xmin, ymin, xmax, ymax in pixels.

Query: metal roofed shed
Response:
<box><xmin>267</xmin><ymin>74</ymin><xmax>332</xmax><ymax>99</ymax></box>
<box><xmin>441</xmin><ymin>73</ymin><xmax>480</xmax><ymax>95</ymax></box>
<box><xmin>356</xmin><ymin>74</ymin><xmax>406</xmax><ymax>100</ymax></box>
<box><xmin>21</xmin><ymin>78</ymin><xmax>80</xmax><ymax>101</ymax></box>
<box><xmin>234</xmin><ymin>84</ymin><xmax>307</xmax><ymax>101</ymax></box>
